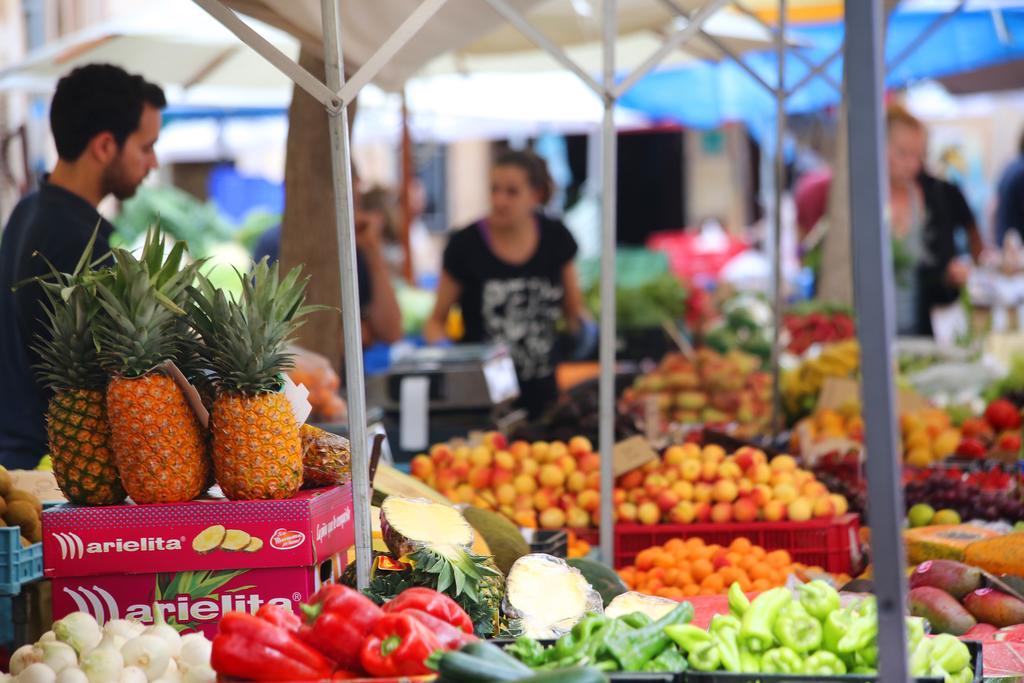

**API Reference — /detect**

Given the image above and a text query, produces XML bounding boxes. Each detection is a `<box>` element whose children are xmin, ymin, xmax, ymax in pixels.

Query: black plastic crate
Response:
<box><xmin>525</xmin><ymin>529</ymin><xmax>569</xmax><ymax>558</ymax></box>
<box><xmin>682</xmin><ymin>641</ymin><xmax>982</xmax><ymax>683</ymax></box>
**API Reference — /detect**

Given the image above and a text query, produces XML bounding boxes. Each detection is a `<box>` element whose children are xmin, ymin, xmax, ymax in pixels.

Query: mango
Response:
<box><xmin>963</xmin><ymin>588</ymin><xmax>1024</xmax><ymax>628</ymax></box>
<box><xmin>909</xmin><ymin>559</ymin><xmax>982</xmax><ymax>600</ymax></box>
<box><xmin>909</xmin><ymin>586</ymin><xmax>977</xmax><ymax>636</ymax></box>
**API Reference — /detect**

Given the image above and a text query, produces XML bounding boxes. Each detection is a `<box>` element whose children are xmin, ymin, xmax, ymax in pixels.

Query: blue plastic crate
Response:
<box><xmin>0</xmin><ymin>527</ymin><xmax>43</xmax><ymax>596</ymax></box>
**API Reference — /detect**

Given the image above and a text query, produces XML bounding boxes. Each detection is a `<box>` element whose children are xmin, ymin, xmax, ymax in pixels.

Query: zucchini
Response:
<box><xmin>463</xmin><ymin>641</ymin><xmax>534</xmax><ymax>675</ymax></box>
<box><xmin>436</xmin><ymin>651</ymin><xmax>533</xmax><ymax>682</ymax></box>
<box><xmin>505</xmin><ymin>666</ymin><xmax>608</xmax><ymax>683</ymax></box>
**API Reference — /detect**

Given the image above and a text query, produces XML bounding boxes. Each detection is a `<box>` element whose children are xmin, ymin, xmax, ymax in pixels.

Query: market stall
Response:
<box><xmin>4</xmin><ymin>0</ymin><xmax>1024</xmax><ymax>682</ymax></box>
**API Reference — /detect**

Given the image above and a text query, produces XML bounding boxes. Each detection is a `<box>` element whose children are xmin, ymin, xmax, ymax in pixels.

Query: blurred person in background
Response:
<box><xmin>254</xmin><ymin>181</ymin><xmax>402</xmax><ymax>348</ymax></box>
<box><xmin>995</xmin><ymin>129</ymin><xmax>1024</xmax><ymax>247</ymax></box>
<box><xmin>0</xmin><ymin>64</ymin><xmax>165</xmax><ymax>468</ymax></box>
<box><xmin>424</xmin><ymin>149</ymin><xmax>593</xmax><ymax>418</ymax></box>
<box><xmin>885</xmin><ymin>105</ymin><xmax>982</xmax><ymax>337</ymax></box>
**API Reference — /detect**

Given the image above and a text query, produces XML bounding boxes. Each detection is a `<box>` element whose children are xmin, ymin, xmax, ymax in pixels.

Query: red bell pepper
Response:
<box><xmin>403</xmin><ymin>608</ymin><xmax>478</xmax><ymax>650</ymax></box>
<box><xmin>361</xmin><ymin>612</ymin><xmax>441</xmax><ymax>677</ymax></box>
<box><xmin>257</xmin><ymin>603</ymin><xmax>302</xmax><ymax>631</ymax></box>
<box><xmin>381</xmin><ymin>586</ymin><xmax>474</xmax><ymax>634</ymax></box>
<box><xmin>211</xmin><ymin>612</ymin><xmax>334</xmax><ymax>681</ymax></box>
<box><xmin>300</xmin><ymin>584</ymin><xmax>383</xmax><ymax>671</ymax></box>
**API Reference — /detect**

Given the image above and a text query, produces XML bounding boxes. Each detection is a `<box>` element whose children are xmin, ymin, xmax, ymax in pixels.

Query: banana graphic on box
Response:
<box><xmin>192</xmin><ymin>524</ymin><xmax>263</xmax><ymax>554</ymax></box>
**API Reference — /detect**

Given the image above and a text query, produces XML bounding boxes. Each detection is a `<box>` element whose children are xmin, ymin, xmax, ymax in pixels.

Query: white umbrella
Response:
<box><xmin>0</xmin><ymin>0</ymin><xmax>297</xmax><ymax>105</ymax></box>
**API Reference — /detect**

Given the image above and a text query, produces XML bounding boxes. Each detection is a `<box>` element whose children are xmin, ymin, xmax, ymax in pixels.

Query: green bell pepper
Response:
<box><xmin>855</xmin><ymin>644</ymin><xmax>878</xmax><ymax>669</ymax></box>
<box><xmin>907</xmin><ymin>616</ymin><xmax>926</xmax><ymax>653</ymax></box>
<box><xmin>910</xmin><ymin>638</ymin><xmax>934</xmax><ymax>677</ymax></box>
<box><xmin>773</xmin><ymin>605</ymin><xmax>823</xmax><ymax>654</ymax></box>
<box><xmin>804</xmin><ymin>651</ymin><xmax>848</xmax><ymax>675</ymax></box>
<box><xmin>507</xmin><ymin>637</ymin><xmax>548</xmax><ymax>667</ymax></box>
<box><xmin>709</xmin><ymin>614</ymin><xmax>742</xmax><ymax>638</ymax></box>
<box><xmin>606</xmin><ymin>601</ymin><xmax>693</xmax><ymax>671</ymax></box>
<box><xmin>760</xmin><ymin>646</ymin><xmax>803</xmax><ymax>674</ymax></box>
<box><xmin>729</xmin><ymin>582</ymin><xmax>751</xmax><ymax>618</ymax></box>
<box><xmin>822</xmin><ymin>607</ymin><xmax>853</xmax><ymax>654</ymax></box>
<box><xmin>946</xmin><ymin>665</ymin><xmax>974</xmax><ymax>683</ymax></box>
<box><xmin>930</xmin><ymin>634</ymin><xmax>972</xmax><ymax>675</ymax></box>
<box><xmin>837</xmin><ymin>612</ymin><xmax>877</xmax><ymax>654</ymax></box>
<box><xmin>739</xmin><ymin>649</ymin><xmax>761</xmax><ymax>673</ymax></box>
<box><xmin>620</xmin><ymin>612</ymin><xmax>652</xmax><ymax>630</ymax></box>
<box><xmin>665</xmin><ymin>624</ymin><xmax>713</xmax><ymax>653</ymax></box>
<box><xmin>642</xmin><ymin>646</ymin><xmax>688</xmax><ymax>673</ymax></box>
<box><xmin>740</xmin><ymin>587</ymin><xmax>792</xmax><ymax>653</ymax></box>
<box><xmin>687</xmin><ymin>642</ymin><xmax>721</xmax><ymax>672</ymax></box>
<box><xmin>798</xmin><ymin>580</ymin><xmax>841</xmax><ymax>622</ymax></box>
<box><xmin>709</xmin><ymin>616</ymin><xmax>742</xmax><ymax>673</ymax></box>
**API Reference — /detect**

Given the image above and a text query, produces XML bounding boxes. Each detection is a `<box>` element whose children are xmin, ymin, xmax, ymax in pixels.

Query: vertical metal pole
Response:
<box><xmin>769</xmin><ymin>0</ymin><xmax>787</xmax><ymax>437</ymax></box>
<box><xmin>598</xmin><ymin>0</ymin><xmax>618</xmax><ymax>567</ymax></box>
<box><xmin>846</xmin><ymin>1</ymin><xmax>910</xmax><ymax>681</ymax></box>
<box><xmin>320</xmin><ymin>0</ymin><xmax>373</xmax><ymax>590</ymax></box>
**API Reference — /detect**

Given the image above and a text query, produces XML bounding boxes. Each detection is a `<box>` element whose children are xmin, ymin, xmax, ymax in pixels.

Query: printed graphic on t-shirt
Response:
<box><xmin>482</xmin><ymin>277</ymin><xmax>564</xmax><ymax>380</ymax></box>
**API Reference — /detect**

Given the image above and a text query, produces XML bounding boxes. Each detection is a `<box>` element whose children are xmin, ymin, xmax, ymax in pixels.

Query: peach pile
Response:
<box><xmin>613</xmin><ymin>444</ymin><xmax>850</xmax><ymax>525</ymax></box>
<box><xmin>410</xmin><ymin>433</ymin><xmax>602</xmax><ymax>529</ymax></box>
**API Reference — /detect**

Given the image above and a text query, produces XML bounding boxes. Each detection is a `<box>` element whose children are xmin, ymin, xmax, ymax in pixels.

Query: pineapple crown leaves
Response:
<box><xmin>186</xmin><ymin>258</ymin><xmax>325</xmax><ymax>395</ymax></box>
<box><xmin>30</xmin><ymin>228</ymin><xmax>110</xmax><ymax>391</ymax></box>
<box><xmin>93</xmin><ymin>226</ymin><xmax>203</xmax><ymax>378</ymax></box>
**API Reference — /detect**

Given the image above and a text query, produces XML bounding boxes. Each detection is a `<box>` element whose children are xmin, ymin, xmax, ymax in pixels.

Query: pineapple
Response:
<box><xmin>300</xmin><ymin>424</ymin><xmax>352</xmax><ymax>487</ymax></box>
<box><xmin>32</xmin><ymin>234</ymin><xmax>125</xmax><ymax>505</ymax></box>
<box><xmin>378</xmin><ymin>496</ymin><xmax>503</xmax><ymax>634</ymax></box>
<box><xmin>94</xmin><ymin>228</ymin><xmax>209</xmax><ymax>504</ymax></box>
<box><xmin>187</xmin><ymin>260</ymin><xmax>316</xmax><ymax>500</ymax></box>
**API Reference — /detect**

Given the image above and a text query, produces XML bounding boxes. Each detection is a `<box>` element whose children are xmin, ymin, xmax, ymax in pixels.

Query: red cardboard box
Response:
<box><xmin>44</xmin><ymin>485</ymin><xmax>353</xmax><ymax>636</ymax></box>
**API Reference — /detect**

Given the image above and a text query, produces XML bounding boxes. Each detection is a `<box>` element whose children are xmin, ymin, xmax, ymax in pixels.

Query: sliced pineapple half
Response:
<box><xmin>380</xmin><ymin>496</ymin><xmax>475</xmax><ymax>557</ymax></box>
<box><xmin>605</xmin><ymin>591</ymin><xmax>678</xmax><ymax>621</ymax></box>
<box><xmin>503</xmin><ymin>553</ymin><xmax>603</xmax><ymax>639</ymax></box>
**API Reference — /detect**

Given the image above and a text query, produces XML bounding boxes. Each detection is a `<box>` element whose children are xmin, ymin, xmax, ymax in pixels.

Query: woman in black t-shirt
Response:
<box><xmin>424</xmin><ymin>150</ymin><xmax>586</xmax><ymax>418</ymax></box>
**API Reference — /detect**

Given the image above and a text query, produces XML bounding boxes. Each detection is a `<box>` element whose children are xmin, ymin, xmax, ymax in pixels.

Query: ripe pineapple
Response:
<box><xmin>187</xmin><ymin>260</ymin><xmax>317</xmax><ymax>500</ymax></box>
<box><xmin>94</xmin><ymin>228</ymin><xmax>209</xmax><ymax>504</ymax></box>
<box><xmin>32</xmin><ymin>234</ymin><xmax>125</xmax><ymax>505</ymax></box>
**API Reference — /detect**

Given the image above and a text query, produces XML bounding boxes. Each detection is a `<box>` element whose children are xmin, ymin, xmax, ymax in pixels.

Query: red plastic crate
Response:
<box><xmin>613</xmin><ymin>513</ymin><xmax>862</xmax><ymax>573</ymax></box>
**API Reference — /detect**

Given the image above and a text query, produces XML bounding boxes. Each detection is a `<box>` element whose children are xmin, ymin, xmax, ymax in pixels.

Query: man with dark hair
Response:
<box><xmin>0</xmin><ymin>63</ymin><xmax>166</xmax><ymax>468</ymax></box>
<box><xmin>995</xmin><ymin>130</ymin><xmax>1024</xmax><ymax>247</ymax></box>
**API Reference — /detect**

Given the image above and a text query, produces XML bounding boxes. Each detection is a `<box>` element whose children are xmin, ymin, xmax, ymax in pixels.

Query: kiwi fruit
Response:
<box><xmin>25</xmin><ymin>522</ymin><xmax>42</xmax><ymax>544</ymax></box>
<box><xmin>3</xmin><ymin>500</ymin><xmax>39</xmax><ymax>529</ymax></box>
<box><xmin>6</xmin><ymin>489</ymin><xmax>41</xmax><ymax>515</ymax></box>
<box><xmin>0</xmin><ymin>497</ymin><xmax>6</xmax><ymax>518</ymax></box>
<box><xmin>0</xmin><ymin>466</ymin><xmax>11</xmax><ymax>496</ymax></box>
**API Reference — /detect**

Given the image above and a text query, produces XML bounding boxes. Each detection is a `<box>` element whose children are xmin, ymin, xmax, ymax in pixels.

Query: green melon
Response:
<box><xmin>567</xmin><ymin>557</ymin><xmax>628</xmax><ymax>607</ymax></box>
<box><xmin>462</xmin><ymin>506</ymin><xmax>530</xmax><ymax>576</ymax></box>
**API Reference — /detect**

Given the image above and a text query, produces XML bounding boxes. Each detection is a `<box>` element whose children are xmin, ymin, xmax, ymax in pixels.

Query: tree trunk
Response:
<box><xmin>816</xmin><ymin>0</ymin><xmax>901</xmax><ymax>306</ymax></box>
<box><xmin>280</xmin><ymin>49</ymin><xmax>357</xmax><ymax>373</ymax></box>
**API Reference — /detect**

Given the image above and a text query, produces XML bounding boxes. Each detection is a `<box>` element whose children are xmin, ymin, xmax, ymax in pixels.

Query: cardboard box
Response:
<box><xmin>44</xmin><ymin>485</ymin><xmax>354</xmax><ymax>636</ymax></box>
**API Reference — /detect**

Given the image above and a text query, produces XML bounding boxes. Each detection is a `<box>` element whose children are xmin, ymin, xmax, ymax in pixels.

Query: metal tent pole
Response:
<box><xmin>319</xmin><ymin>0</ymin><xmax>373</xmax><ymax>590</ymax></box>
<box><xmin>769</xmin><ymin>0</ymin><xmax>787</xmax><ymax>437</ymax></box>
<box><xmin>598</xmin><ymin>0</ymin><xmax>618</xmax><ymax>567</ymax></box>
<box><xmin>845</xmin><ymin>0</ymin><xmax>910</xmax><ymax>680</ymax></box>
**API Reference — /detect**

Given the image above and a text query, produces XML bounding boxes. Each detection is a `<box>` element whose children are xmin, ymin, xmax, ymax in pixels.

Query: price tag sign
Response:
<box><xmin>613</xmin><ymin>436</ymin><xmax>659</xmax><ymax>476</ymax></box>
<box><xmin>483</xmin><ymin>356</ymin><xmax>520</xmax><ymax>404</ymax></box>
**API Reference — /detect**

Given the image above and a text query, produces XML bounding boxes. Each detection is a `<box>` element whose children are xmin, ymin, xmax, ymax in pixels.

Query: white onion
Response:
<box><xmin>181</xmin><ymin>666</ymin><xmax>216</xmax><ymax>683</ymax></box>
<box><xmin>38</xmin><ymin>632</ymin><xmax>57</xmax><ymax>643</ymax></box>
<box><xmin>143</xmin><ymin>607</ymin><xmax>182</xmax><ymax>658</ymax></box>
<box><xmin>118</xmin><ymin>667</ymin><xmax>147</xmax><ymax>683</ymax></box>
<box><xmin>104</xmin><ymin>620</ymin><xmax>144</xmax><ymax>641</ymax></box>
<box><xmin>176</xmin><ymin>637</ymin><xmax>211</xmax><ymax>672</ymax></box>
<box><xmin>79</xmin><ymin>644</ymin><xmax>123</xmax><ymax>683</ymax></box>
<box><xmin>121</xmin><ymin>635</ymin><xmax>170</xmax><ymax>680</ymax></box>
<box><xmin>54</xmin><ymin>670</ymin><xmax>87</xmax><ymax>683</ymax></box>
<box><xmin>54</xmin><ymin>614</ymin><xmax>102</xmax><ymax>655</ymax></box>
<box><xmin>13</xmin><ymin>663</ymin><xmax>55</xmax><ymax>683</ymax></box>
<box><xmin>9</xmin><ymin>645</ymin><xmax>43</xmax><ymax>675</ymax></box>
<box><xmin>40</xmin><ymin>642</ymin><xmax>77</xmax><ymax>674</ymax></box>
